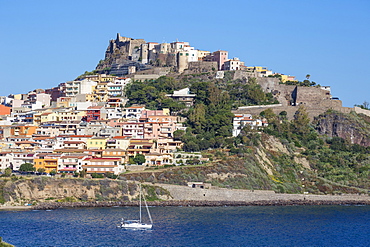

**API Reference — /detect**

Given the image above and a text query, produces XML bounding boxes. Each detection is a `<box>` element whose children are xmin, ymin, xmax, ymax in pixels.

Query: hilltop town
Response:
<box><xmin>1</xmin><ymin>34</ymin><xmax>370</xmax><ymax>205</ymax></box>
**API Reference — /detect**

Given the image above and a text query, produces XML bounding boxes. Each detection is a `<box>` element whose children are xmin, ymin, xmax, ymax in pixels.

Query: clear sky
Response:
<box><xmin>0</xmin><ymin>0</ymin><xmax>369</xmax><ymax>107</ymax></box>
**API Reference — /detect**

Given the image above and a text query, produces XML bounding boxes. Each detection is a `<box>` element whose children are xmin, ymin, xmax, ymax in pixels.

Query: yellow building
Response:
<box><xmin>246</xmin><ymin>66</ymin><xmax>268</xmax><ymax>72</ymax></box>
<box><xmin>93</xmin><ymin>83</ymin><xmax>109</xmax><ymax>102</ymax></box>
<box><xmin>40</xmin><ymin>112</ymin><xmax>59</xmax><ymax>123</ymax></box>
<box><xmin>57</xmin><ymin>110</ymin><xmax>86</xmax><ymax>122</ymax></box>
<box><xmin>56</xmin><ymin>97</ymin><xmax>72</xmax><ymax>108</ymax></box>
<box><xmin>87</xmin><ymin>137</ymin><xmax>108</xmax><ymax>150</ymax></box>
<box><xmin>13</xmin><ymin>94</ymin><xmax>23</xmax><ymax>100</ymax></box>
<box><xmin>279</xmin><ymin>74</ymin><xmax>297</xmax><ymax>83</ymax></box>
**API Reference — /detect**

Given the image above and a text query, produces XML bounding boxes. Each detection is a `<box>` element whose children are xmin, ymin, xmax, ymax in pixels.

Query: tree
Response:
<box><xmin>4</xmin><ymin>168</ymin><xmax>12</xmax><ymax>177</ymax></box>
<box><xmin>279</xmin><ymin>111</ymin><xmax>288</xmax><ymax>120</ymax></box>
<box><xmin>79</xmin><ymin>169</ymin><xmax>87</xmax><ymax>178</ymax></box>
<box><xmin>362</xmin><ymin>101</ymin><xmax>369</xmax><ymax>110</ymax></box>
<box><xmin>173</xmin><ymin>129</ymin><xmax>185</xmax><ymax>141</ymax></box>
<box><xmin>306</xmin><ymin>74</ymin><xmax>311</xmax><ymax>80</ymax></box>
<box><xmin>133</xmin><ymin>154</ymin><xmax>146</xmax><ymax>165</ymax></box>
<box><xmin>49</xmin><ymin>169</ymin><xmax>57</xmax><ymax>176</ymax></box>
<box><xmin>19</xmin><ymin>163</ymin><xmax>35</xmax><ymax>172</ymax></box>
<box><xmin>292</xmin><ymin>105</ymin><xmax>310</xmax><ymax>135</ymax></box>
<box><xmin>247</xmin><ymin>80</ymin><xmax>266</xmax><ymax>104</ymax></box>
<box><xmin>37</xmin><ymin>168</ymin><xmax>46</xmax><ymax>174</ymax></box>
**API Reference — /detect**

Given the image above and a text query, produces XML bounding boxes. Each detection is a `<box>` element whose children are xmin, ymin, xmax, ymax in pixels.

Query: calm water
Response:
<box><xmin>0</xmin><ymin>205</ymin><xmax>369</xmax><ymax>247</ymax></box>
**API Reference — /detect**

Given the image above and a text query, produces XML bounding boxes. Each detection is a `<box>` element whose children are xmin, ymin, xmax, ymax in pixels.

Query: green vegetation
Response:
<box><xmin>142</xmin><ymin>184</ymin><xmax>171</xmax><ymax>201</ymax></box>
<box><xmin>0</xmin><ymin>180</ymin><xmax>6</xmax><ymax>204</ymax></box>
<box><xmin>1</xmin><ymin>168</ymin><xmax>12</xmax><ymax>177</ymax></box>
<box><xmin>76</xmin><ymin>70</ymin><xmax>99</xmax><ymax>79</ymax></box>
<box><xmin>133</xmin><ymin>154</ymin><xmax>146</xmax><ymax>165</ymax></box>
<box><xmin>19</xmin><ymin>163</ymin><xmax>35</xmax><ymax>172</ymax></box>
<box><xmin>0</xmin><ymin>237</ymin><xmax>14</xmax><ymax>247</ymax></box>
<box><xmin>124</xmin><ymin>76</ymin><xmax>187</xmax><ymax>111</ymax></box>
<box><xmin>124</xmin><ymin>74</ymin><xmax>279</xmax><ymax>152</ymax></box>
<box><xmin>262</xmin><ymin>107</ymin><xmax>370</xmax><ymax>191</ymax></box>
<box><xmin>354</xmin><ymin>101</ymin><xmax>370</xmax><ymax>110</ymax></box>
<box><xmin>281</xmin><ymin>79</ymin><xmax>317</xmax><ymax>87</ymax></box>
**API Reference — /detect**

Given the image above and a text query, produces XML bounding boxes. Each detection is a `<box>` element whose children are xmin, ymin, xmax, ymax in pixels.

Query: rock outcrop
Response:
<box><xmin>314</xmin><ymin>111</ymin><xmax>370</xmax><ymax>146</ymax></box>
<box><xmin>0</xmin><ymin>178</ymin><xmax>171</xmax><ymax>205</ymax></box>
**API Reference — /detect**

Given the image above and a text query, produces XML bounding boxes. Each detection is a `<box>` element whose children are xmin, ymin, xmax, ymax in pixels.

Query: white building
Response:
<box><xmin>224</xmin><ymin>58</ymin><xmax>242</xmax><ymax>71</ymax></box>
<box><xmin>232</xmin><ymin>114</ymin><xmax>268</xmax><ymax>137</ymax></box>
<box><xmin>0</xmin><ymin>152</ymin><xmax>14</xmax><ymax>171</ymax></box>
<box><xmin>65</xmin><ymin>79</ymin><xmax>97</xmax><ymax>97</ymax></box>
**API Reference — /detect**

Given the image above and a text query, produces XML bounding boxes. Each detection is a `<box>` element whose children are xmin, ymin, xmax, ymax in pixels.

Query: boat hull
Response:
<box><xmin>121</xmin><ymin>223</ymin><xmax>152</xmax><ymax>229</ymax></box>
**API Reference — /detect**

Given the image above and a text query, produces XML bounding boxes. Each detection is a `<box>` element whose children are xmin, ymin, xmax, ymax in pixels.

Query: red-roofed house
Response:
<box><xmin>82</xmin><ymin>157</ymin><xmax>124</xmax><ymax>175</ymax></box>
<box><xmin>86</xmin><ymin>106</ymin><xmax>107</xmax><ymax>122</ymax></box>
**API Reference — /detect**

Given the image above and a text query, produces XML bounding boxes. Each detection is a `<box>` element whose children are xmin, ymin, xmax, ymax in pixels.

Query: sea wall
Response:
<box><xmin>154</xmin><ymin>183</ymin><xmax>370</xmax><ymax>202</ymax></box>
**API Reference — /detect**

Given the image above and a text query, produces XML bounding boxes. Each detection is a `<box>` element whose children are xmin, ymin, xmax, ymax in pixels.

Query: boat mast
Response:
<box><xmin>139</xmin><ymin>184</ymin><xmax>142</xmax><ymax>223</ymax></box>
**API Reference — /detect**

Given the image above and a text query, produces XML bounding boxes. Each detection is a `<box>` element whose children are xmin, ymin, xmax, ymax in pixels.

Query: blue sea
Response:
<box><xmin>0</xmin><ymin>205</ymin><xmax>369</xmax><ymax>247</ymax></box>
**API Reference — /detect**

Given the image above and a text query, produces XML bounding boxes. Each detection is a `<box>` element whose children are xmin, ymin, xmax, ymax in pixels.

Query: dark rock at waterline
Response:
<box><xmin>32</xmin><ymin>199</ymin><xmax>370</xmax><ymax>210</ymax></box>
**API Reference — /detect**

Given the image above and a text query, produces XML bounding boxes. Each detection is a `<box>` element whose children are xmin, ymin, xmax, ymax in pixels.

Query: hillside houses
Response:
<box><xmin>0</xmin><ymin>34</ymin><xmax>291</xmax><ymax>177</ymax></box>
<box><xmin>0</xmin><ymin>90</ymin><xmax>189</xmax><ymax>175</ymax></box>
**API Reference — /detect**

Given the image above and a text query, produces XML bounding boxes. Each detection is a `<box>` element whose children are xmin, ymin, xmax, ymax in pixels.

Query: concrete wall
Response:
<box><xmin>155</xmin><ymin>183</ymin><xmax>369</xmax><ymax>202</ymax></box>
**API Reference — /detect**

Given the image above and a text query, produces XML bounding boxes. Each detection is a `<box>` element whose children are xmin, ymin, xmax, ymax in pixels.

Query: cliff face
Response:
<box><xmin>0</xmin><ymin>178</ymin><xmax>171</xmax><ymax>205</ymax></box>
<box><xmin>314</xmin><ymin>111</ymin><xmax>370</xmax><ymax>146</ymax></box>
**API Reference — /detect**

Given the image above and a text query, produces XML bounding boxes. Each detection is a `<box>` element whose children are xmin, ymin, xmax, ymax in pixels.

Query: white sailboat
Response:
<box><xmin>120</xmin><ymin>184</ymin><xmax>153</xmax><ymax>229</ymax></box>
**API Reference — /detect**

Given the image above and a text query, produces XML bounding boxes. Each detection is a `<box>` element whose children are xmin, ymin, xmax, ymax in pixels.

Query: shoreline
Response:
<box><xmin>24</xmin><ymin>199</ymin><xmax>370</xmax><ymax>210</ymax></box>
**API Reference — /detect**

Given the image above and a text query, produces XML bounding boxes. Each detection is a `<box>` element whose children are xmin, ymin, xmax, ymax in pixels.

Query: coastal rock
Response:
<box><xmin>314</xmin><ymin>111</ymin><xmax>370</xmax><ymax>146</ymax></box>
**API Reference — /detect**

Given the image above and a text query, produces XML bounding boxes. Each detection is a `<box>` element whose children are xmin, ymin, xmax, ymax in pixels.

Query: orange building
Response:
<box><xmin>0</xmin><ymin>105</ymin><xmax>11</xmax><ymax>115</ymax></box>
<box><xmin>34</xmin><ymin>154</ymin><xmax>61</xmax><ymax>173</ymax></box>
<box><xmin>10</xmin><ymin>125</ymin><xmax>37</xmax><ymax>137</ymax></box>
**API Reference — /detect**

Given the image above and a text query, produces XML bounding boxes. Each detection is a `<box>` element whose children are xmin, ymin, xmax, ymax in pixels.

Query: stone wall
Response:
<box><xmin>233</xmin><ymin>103</ymin><xmax>353</xmax><ymax>121</ymax></box>
<box><xmin>354</xmin><ymin>106</ymin><xmax>370</xmax><ymax>117</ymax></box>
<box><xmin>155</xmin><ymin>183</ymin><xmax>369</xmax><ymax>202</ymax></box>
<box><xmin>186</xmin><ymin>61</ymin><xmax>218</xmax><ymax>73</ymax></box>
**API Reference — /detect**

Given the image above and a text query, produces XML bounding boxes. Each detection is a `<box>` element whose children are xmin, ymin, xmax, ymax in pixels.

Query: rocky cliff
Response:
<box><xmin>314</xmin><ymin>110</ymin><xmax>370</xmax><ymax>146</ymax></box>
<box><xmin>0</xmin><ymin>178</ymin><xmax>171</xmax><ymax>206</ymax></box>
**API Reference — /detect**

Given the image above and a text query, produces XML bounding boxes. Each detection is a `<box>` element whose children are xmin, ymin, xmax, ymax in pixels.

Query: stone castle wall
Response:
<box><xmin>187</xmin><ymin>61</ymin><xmax>218</xmax><ymax>73</ymax></box>
<box><xmin>233</xmin><ymin>103</ymin><xmax>353</xmax><ymax>121</ymax></box>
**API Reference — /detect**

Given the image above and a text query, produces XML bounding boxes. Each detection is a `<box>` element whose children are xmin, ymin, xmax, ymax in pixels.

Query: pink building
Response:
<box><xmin>212</xmin><ymin>50</ymin><xmax>228</xmax><ymax>70</ymax></box>
<box><xmin>143</xmin><ymin>115</ymin><xmax>177</xmax><ymax>139</ymax></box>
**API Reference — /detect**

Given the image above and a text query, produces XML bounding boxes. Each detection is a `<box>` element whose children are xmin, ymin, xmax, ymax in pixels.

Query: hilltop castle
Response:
<box><xmin>96</xmin><ymin>33</ymin><xmax>232</xmax><ymax>76</ymax></box>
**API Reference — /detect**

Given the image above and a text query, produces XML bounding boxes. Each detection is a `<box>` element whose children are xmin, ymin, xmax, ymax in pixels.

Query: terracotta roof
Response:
<box><xmin>33</xmin><ymin>137</ymin><xmax>55</xmax><ymax>140</ymax></box>
<box><xmin>54</xmin><ymin>149</ymin><xmax>86</xmax><ymax>153</ymax></box>
<box><xmin>126</xmin><ymin>106</ymin><xmax>144</xmax><ymax>109</ymax></box>
<box><xmin>64</xmin><ymin>141</ymin><xmax>85</xmax><ymax>144</ymax></box>
<box><xmin>70</xmin><ymin>135</ymin><xmax>94</xmax><ymax>138</ymax></box>
<box><xmin>82</xmin><ymin>165</ymin><xmax>117</xmax><ymax>168</ymax></box>
<box><xmin>112</xmin><ymin>136</ymin><xmax>130</xmax><ymax>139</ymax></box>
<box><xmin>15</xmin><ymin>141</ymin><xmax>38</xmax><ymax>144</ymax></box>
<box><xmin>88</xmin><ymin>106</ymin><xmax>103</xmax><ymax>109</ymax></box>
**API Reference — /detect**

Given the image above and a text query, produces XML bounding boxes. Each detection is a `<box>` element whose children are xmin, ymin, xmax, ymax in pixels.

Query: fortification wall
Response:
<box><xmin>354</xmin><ymin>106</ymin><xmax>370</xmax><ymax>117</ymax></box>
<box><xmin>233</xmin><ymin>103</ymin><xmax>353</xmax><ymax>121</ymax></box>
<box><xmin>186</xmin><ymin>61</ymin><xmax>218</xmax><ymax>73</ymax></box>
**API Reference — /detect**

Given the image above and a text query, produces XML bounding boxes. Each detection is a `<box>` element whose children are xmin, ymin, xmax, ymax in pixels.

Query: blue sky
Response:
<box><xmin>1</xmin><ymin>0</ymin><xmax>369</xmax><ymax>107</ymax></box>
